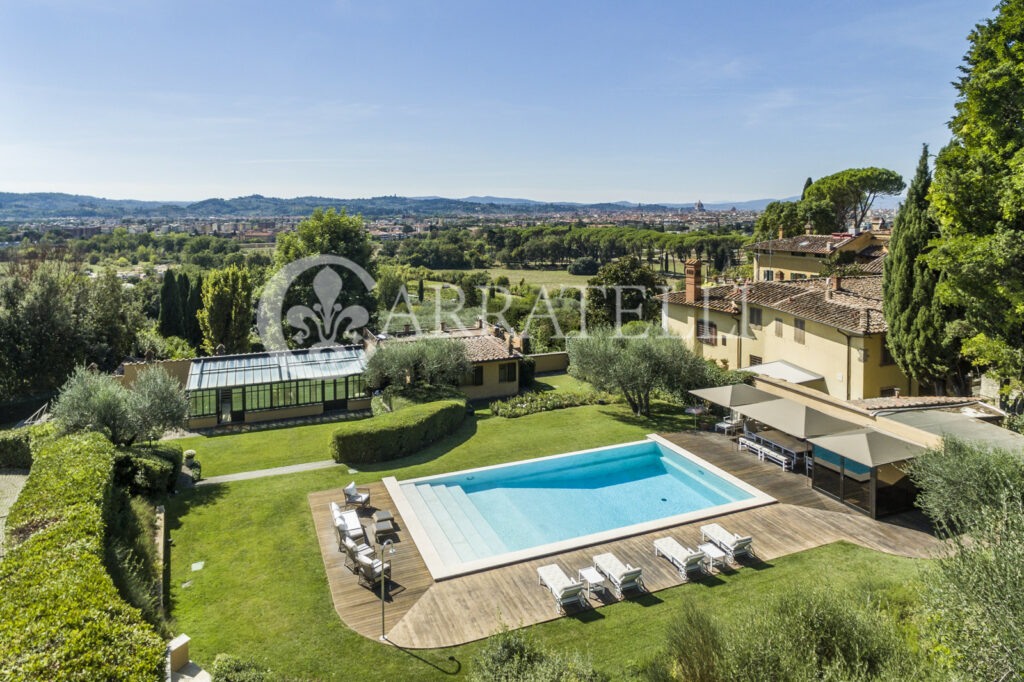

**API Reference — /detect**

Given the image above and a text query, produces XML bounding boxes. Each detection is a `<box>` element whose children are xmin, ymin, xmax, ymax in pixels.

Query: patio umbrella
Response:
<box><xmin>689</xmin><ymin>384</ymin><xmax>775</xmax><ymax>408</ymax></box>
<box><xmin>734</xmin><ymin>398</ymin><xmax>858</xmax><ymax>439</ymax></box>
<box><xmin>807</xmin><ymin>428</ymin><xmax>924</xmax><ymax>468</ymax></box>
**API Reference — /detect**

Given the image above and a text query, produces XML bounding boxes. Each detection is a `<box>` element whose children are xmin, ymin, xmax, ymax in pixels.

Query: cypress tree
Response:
<box><xmin>158</xmin><ymin>271</ymin><xmax>183</xmax><ymax>339</ymax></box>
<box><xmin>801</xmin><ymin>177</ymin><xmax>813</xmax><ymax>200</ymax></box>
<box><xmin>417</xmin><ymin>278</ymin><xmax>424</xmax><ymax>301</ymax></box>
<box><xmin>882</xmin><ymin>145</ymin><xmax>963</xmax><ymax>393</ymax></box>
<box><xmin>184</xmin><ymin>274</ymin><xmax>204</xmax><ymax>347</ymax></box>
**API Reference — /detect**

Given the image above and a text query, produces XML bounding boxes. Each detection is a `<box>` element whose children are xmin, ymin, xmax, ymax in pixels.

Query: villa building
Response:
<box><xmin>745</xmin><ymin>223</ymin><xmax>889</xmax><ymax>282</ymax></box>
<box><xmin>658</xmin><ymin>260</ymin><xmax>914</xmax><ymax>401</ymax></box>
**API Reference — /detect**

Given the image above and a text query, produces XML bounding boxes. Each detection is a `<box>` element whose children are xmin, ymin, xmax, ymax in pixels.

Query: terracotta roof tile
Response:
<box><xmin>656</xmin><ymin>275</ymin><xmax>887</xmax><ymax>334</ymax></box>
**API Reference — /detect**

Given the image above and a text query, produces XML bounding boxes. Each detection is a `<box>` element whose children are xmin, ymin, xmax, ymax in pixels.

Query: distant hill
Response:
<box><xmin>0</xmin><ymin>191</ymin><xmax>794</xmax><ymax>220</ymax></box>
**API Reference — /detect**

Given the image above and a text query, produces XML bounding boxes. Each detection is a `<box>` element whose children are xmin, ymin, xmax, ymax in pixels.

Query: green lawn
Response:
<box><xmin>175</xmin><ymin>374</ymin><xmax>602</xmax><ymax>478</ymax></box>
<box><xmin>470</xmin><ymin>267</ymin><xmax>592</xmax><ymax>289</ymax></box>
<box><xmin>166</xmin><ymin>403</ymin><xmax>925</xmax><ymax>680</ymax></box>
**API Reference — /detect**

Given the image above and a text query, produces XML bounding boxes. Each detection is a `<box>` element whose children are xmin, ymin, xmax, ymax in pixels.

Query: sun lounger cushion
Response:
<box><xmin>537</xmin><ymin>565</ymin><xmax>573</xmax><ymax>593</ymax></box>
<box><xmin>344</xmin><ymin>481</ymin><xmax>357</xmax><ymax>495</ymax></box>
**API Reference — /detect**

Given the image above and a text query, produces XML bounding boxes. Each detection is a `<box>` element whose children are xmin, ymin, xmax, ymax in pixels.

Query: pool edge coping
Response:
<box><xmin>385</xmin><ymin>434</ymin><xmax>777</xmax><ymax>581</ymax></box>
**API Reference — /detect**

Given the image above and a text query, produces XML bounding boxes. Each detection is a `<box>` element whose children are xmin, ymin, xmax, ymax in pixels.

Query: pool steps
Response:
<box><xmin>402</xmin><ymin>483</ymin><xmax>510</xmax><ymax>563</ymax></box>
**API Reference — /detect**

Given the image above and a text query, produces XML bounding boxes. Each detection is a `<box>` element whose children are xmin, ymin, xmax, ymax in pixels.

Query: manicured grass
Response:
<box><xmin>175</xmin><ymin>374</ymin><xmax>617</xmax><ymax>478</ymax></box>
<box><xmin>173</xmin><ymin>420</ymin><xmax>346</xmax><ymax>479</ymax></box>
<box><xmin>532</xmin><ymin>372</ymin><xmax>594</xmax><ymax>394</ymax></box>
<box><xmin>166</xmin><ymin>402</ymin><xmax>926</xmax><ymax>680</ymax></box>
<box><xmin>471</xmin><ymin>267</ymin><xmax>592</xmax><ymax>289</ymax></box>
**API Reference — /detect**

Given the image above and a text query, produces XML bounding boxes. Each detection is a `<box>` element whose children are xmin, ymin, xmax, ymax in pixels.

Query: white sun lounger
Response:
<box><xmin>593</xmin><ymin>553</ymin><xmax>644</xmax><ymax>598</ymax></box>
<box><xmin>700</xmin><ymin>523</ymin><xmax>754</xmax><ymax>562</ymax></box>
<box><xmin>537</xmin><ymin>564</ymin><xmax>586</xmax><ymax>614</ymax></box>
<box><xmin>653</xmin><ymin>537</ymin><xmax>706</xmax><ymax>579</ymax></box>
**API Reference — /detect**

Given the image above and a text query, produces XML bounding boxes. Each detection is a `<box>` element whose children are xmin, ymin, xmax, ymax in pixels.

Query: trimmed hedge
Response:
<box><xmin>0</xmin><ymin>432</ymin><xmax>165</xmax><ymax>680</ymax></box>
<box><xmin>0</xmin><ymin>430</ymin><xmax>32</xmax><ymax>469</ymax></box>
<box><xmin>115</xmin><ymin>442</ymin><xmax>184</xmax><ymax>497</ymax></box>
<box><xmin>212</xmin><ymin>654</ymin><xmax>276</xmax><ymax>681</ymax></box>
<box><xmin>489</xmin><ymin>391</ymin><xmax>619</xmax><ymax>418</ymax></box>
<box><xmin>331</xmin><ymin>399</ymin><xmax>467</xmax><ymax>464</ymax></box>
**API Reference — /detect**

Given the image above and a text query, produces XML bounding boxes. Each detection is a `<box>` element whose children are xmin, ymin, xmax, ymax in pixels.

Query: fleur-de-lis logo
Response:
<box><xmin>285</xmin><ymin>267</ymin><xmax>369</xmax><ymax>347</ymax></box>
<box><xmin>257</xmin><ymin>255</ymin><xmax>376</xmax><ymax>352</ymax></box>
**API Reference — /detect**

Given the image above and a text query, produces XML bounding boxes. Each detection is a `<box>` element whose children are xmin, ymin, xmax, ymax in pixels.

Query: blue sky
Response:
<box><xmin>0</xmin><ymin>0</ymin><xmax>994</xmax><ymax>203</ymax></box>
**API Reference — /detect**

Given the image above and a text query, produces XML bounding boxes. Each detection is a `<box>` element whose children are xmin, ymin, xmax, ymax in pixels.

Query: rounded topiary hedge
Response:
<box><xmin>330</xmin><ymin>399</ymin><xmax>467</xmax><ymax>464</ymax></box>
<box><xmin>0</xmin><ymin>430</ymin><xmax>32</xmax><ymax>469</ymax></box>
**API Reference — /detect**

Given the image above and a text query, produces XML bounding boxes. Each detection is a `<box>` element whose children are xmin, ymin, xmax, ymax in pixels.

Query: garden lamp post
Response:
<box><xmin>380</xmin><ymin>538</ymin><xmax>395</xmax><ymax>641</ymax></box>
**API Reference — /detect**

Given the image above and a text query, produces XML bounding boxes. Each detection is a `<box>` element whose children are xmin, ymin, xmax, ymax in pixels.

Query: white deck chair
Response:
<box><xmin>593</xmin><ymin>553</ymin><xmax>644</xmax><ymax>598</ymax></box>
<box><xmin>343</xmin><ymin>481</ymin><xmax>370</xmax><ymax>508</ymax></box>
<box><xmin>700</xmin><ymin>523</ymin><xmax>754</xmax><ymax>562</ymax></box>
<box><xmin>355</xmin><ymin>553</ymin><xmax>390</xmax><ymax>588</ymax></box>
<box><xmin>537</xmin><ymin>565</ymin><xmax>586</xmax><ymax>614</ymax></box>
<box><xmin>653</xmin><ymin>537</ymin><xmax>706</xmax><ymax>579</ymax></box>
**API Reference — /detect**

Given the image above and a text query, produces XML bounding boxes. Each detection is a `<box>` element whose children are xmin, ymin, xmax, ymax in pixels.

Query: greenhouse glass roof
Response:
<box><xmin>186</xmin><ymin>346</ymin><xmax>367</xmax><ymax>391</ymax></box>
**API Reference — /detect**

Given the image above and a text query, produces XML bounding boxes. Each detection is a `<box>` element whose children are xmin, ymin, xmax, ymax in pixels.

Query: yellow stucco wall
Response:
<box><xmin>187</xmin><ymin>416</ymin><xmax>218</xmax><ymax>430</ymax></box>
<box><xmin>121</xmin><ymin>359</ymin><xmax>192</xmax><ymax>388</ymax></box>
<box><xmin>460</xmin><ymin>360</ymin><xmax>519</xmax><ymax>400</ymax></box>
<box><xmin>752</xmin><ymin>252</ymin><xmax>825</xmax><ymax>281</ymax></box>
<box><xmin>662</xmin><ymin>301</ymin><xmax>913</xmax><ymax>401</ymax></box>
<box><xmin>530</xmin><ymin>352</ymin><xmax>570</xmax><ymax>373</ymax></box>
<box><xmin>244</xmin><ymin>404</ymin><xmax>323</xmax><ymax>424</ymax></box>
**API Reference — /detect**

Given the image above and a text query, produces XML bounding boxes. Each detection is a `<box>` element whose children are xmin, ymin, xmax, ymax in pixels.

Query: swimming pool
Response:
<box><xmin>385</xmin><ymin>434</ymin><xmax>774</xmax><ymax>579</ymax></box>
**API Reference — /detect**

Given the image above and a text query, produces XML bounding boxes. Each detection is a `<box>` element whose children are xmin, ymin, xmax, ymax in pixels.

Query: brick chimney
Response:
<box><xmin>684</xmin><ymin>259</ymin><xmax>702</xmax><ymax>303</ymax></box>
<box><xmin>777</xmin><ymin>225</ymin><xmax>785</xmax><ymax>240</ymax></box>
<box><xmin>831</xmin><ymin>275</ymin><xmax>841</xmax><ymax>291</ymax></box>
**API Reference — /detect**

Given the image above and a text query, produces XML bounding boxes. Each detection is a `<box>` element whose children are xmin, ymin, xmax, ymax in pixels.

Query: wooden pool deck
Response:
<box><xmin>310</xmin><ymin>431</ymin><xmax>940</xmax><ymax>649</ymax></box>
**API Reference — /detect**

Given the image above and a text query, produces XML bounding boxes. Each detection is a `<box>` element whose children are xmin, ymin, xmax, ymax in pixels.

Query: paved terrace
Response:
<box><xmin>310</xmin><ymin>431</ymin><xmax>940</xmax><ymax>649</ymax></box>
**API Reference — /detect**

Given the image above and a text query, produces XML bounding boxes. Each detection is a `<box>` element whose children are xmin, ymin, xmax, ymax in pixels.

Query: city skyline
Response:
<box><xmin>0</xmin><ymin>0</ymin><xmax>993</xmax><ymax>202</ymax></box>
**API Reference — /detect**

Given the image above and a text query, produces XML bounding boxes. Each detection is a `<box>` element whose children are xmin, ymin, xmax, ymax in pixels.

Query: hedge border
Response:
<box><xmin>331</xmin><ymin>399</ymin><xmax>467</xmax><ymax>464</ymax></box>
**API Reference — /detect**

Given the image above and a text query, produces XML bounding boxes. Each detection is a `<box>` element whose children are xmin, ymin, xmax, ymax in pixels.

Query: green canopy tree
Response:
<box><xmin>585</xmin><ymin>256</ymin><xmax>666</xmax><ymax>329</ymax></box>
<box><xmin>752</xmin><ymin>201</ymin><xmax>802</xmax><ymax>241</ymax></box>
<box><xmin>883</xmin><ymin>145</ymin><xmax>967</xmax><ymax>394</ymax></box>
<box><xmin>805</xmin><ymin>168</ymin><xmax>906</xmax><ymax>232</ymax></box>
<box><xmin>927</xmin><ymin>0</ymin><xmax>1024</xmax><ymax>400</ymax></box>
<box><xmin>198</xmin><ymin>266</ymin><xmax>253</xmax><ymax>355</ymax></box>
<box><xmin>271</xmin><ymin>208</ymin><xmax>377</xmax><ymax>342</ymax></box>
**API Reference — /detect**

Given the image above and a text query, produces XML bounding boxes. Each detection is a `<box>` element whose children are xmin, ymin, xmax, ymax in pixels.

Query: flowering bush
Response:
<box><xmin>489</xmin><ymin>391</ymin><xmax>618</xmax><ymax>418</ymax></box>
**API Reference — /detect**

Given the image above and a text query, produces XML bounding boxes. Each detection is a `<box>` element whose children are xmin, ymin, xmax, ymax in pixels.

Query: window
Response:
<box><xmin>880</xmin><ymin>336</ymin><xmax>895</xmax><ymax>366</ymax></box>
<box><xmin>189</xmin><ymin>389</ymin><xmax>217</xmax><ymax>417</ymax></box>
<box><xmin>764</xmin><ymin>270</ymin><xmax>774</xmax><ymax>281</ymax></box>
<box><xmin>245</xmin><ymin>384</ymin><xmax>272</xmax><ymax>411</ymax></box>
<box><xmin>272</xmin><ymin>382</ymin><xmax>297</xmax><ymax>408</ymax></box>
<box><xmin>498</xmin><ymin>362</ymin><xmax>517</xmax><ymax>383</ymax></box>
<box><xmin>721</xmin><ymin>334</ymin><xmax>727</xmax><ymax>346</ymax></box>
<box><xmin>748</xmin><ymin>306</ymin><xmax>762</xmax><ymax>327</ymax></box>
<box><xmin>794</xmin><ymin>318</ymin><xmax>805</xmax><ymax>344</ymax></box>
<box><xmin>463</xmin><ymin>365</ymin><xmax>484</xmax><ymax>386</ymax></box>
<box><xmin>347</xmin><ymin>374</ymin><xmax>368</xmax><ymax>399</ymax></box>
<box><xmin>880</xmin><ymin>387</ymin><xmax>898</xmax><ymax>398</ymax></box>
<box><xmin>696</xmin><ymin>319</ymin><xmax>718</xmax><ymax>346</ymax></box>
<box><xmin>774</xmin><ymin>317</ymin><xmax>783</xmax><ymax>337</ymax></box>
<box><xmin>324</xmin><ymin>379</ymin><xmax>335</xmax><ymax>402</ymax></box>
<box><xmin>296</xmin><ymin>380</ymin><xmax>322</xmax><ymax>405</ymax></box>
<box><xmin>749</xmin><ymin>355</ymin><xmax>762</xmax><ymax>367</ymax></box>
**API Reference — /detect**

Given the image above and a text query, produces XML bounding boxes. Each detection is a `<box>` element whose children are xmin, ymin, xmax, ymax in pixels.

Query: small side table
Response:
<box><xmin>698</xmin><ymin>542</ymin><xmax>727</xmax><ymax>572</ymax></box>
<box><xmin>578</xmin><ymin>566</ymin><xmax>606</xmax><ymax>599</ymax></box>
<box><xmin>372</xmin><ymin>509</ymin><xmax>394</xmax><ymax>524</ymax></box>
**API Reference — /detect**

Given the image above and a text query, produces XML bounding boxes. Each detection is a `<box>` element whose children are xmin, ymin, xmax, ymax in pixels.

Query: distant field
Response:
<box><xmin>471</xmin><ymin>267</ymin><xmax>592</xmax><ymax>289</ymax></box>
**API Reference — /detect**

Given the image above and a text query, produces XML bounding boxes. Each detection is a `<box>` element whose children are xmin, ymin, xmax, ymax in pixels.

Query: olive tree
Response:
<box><xmin>567</xmin><ymin>322</ymin><xmax>730</xmax><ymax>416</ymax></box>
<box><xmin>364</xmin><ymin>338</ymin><xmax>471</xmax><ymax>390</ymax></box>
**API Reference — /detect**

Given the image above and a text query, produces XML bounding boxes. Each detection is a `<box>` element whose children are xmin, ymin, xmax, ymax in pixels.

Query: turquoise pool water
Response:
<box><xmin>399</xmin><ymin>440</ymin><xmax>755</xmax><ymax>568</ymax></box>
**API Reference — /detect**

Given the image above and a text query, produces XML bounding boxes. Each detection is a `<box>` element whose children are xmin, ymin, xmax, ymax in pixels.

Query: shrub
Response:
<box><xmin>331</xmin><ymin>399</ymin><xmax>467</xmax><ymax>464</ymax></box>
<box><xmin>0</xmin><ymin>432</ymin><xmax>165</xmax><ymax>679</ymax></box>
<box><xmin>211</xmin><ymin>653</ymin><xmax>276</xmax><ymax>681</ymax></box>
<box><xmin>114</xmin><ymin>442</ymin><xmax>182</xmax><ymax>497</ymax></box>
<box><xmin>489</xmin><ymin>391</ymin><xmax>618</xmax><ymax>418</ymax></box>
<box><xmin>0</xmin><ymin>429</ymin><xmax>32</xmax><ymax>468</ymax></box>
<box><xmin>907</xmin><ymin>436</ymin><xmax>1024</xmax><ymax>533</ymax></box>
<box><xmin>472</xmin><ymin>626</ymin><xmax>606</xmax><ymax>681</ymax></box>
<box><xmin>567</xmin><ymin>256</ymin><xmax>600</xmax><ymax>276</ymax></box>
<box><xmin>385</xmin><ymin>384</ymin><xmax>467</xmax><ymax>412</ymax></box>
